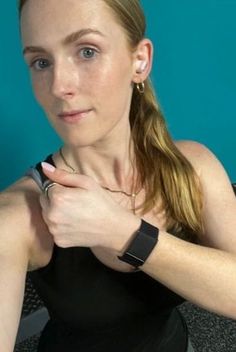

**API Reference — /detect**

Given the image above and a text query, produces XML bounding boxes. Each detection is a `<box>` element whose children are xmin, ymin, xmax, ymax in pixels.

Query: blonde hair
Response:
<box><xmin>18</xmin><ymin>0</ymin><xmax>203</xmax><ymax>242</ymax></box>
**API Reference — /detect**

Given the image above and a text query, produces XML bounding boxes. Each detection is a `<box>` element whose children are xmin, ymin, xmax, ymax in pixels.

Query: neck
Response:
<box><xmin>60</xmin><ymin>138</ymin><xmax>138</xmax><ymax>192</ymax></box>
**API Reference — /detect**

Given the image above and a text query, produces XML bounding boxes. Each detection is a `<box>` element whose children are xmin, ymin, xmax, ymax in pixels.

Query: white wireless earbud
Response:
<box><xmin>136</xmin><ymin>60</ymin><xmax>147</xmax><ymax>73</ymax></box>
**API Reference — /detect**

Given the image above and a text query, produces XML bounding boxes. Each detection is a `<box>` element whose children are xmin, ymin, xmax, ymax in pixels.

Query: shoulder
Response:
<box><xmin>174</xmin><ymin>140</ymin><xmax>231</xmax><ymax>182</ymax></box>
<box><xmin>0</xmin><ymin>177</ymin><xmax>53</xmax><ymax>270</ymax></box>
<box><xmin>175</xmin><ymin>140</ymin><xmax>236</xmax><ymax>250</ymax></box>
<box><xmin>175</xmin><ymin>139</ymin><xmax>233</xmax><ymax>192</ymax></box>
<box><xmin>1</xmin><ymin>176</ymin><xmax>42</xmax><ymax>221</ymax></box>
<box><xmin>175</xmin><ymin>140</ymin><xmax>219</xmax><ymax>173</ymax></box>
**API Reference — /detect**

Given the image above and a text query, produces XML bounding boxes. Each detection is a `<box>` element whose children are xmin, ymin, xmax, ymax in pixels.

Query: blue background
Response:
<box><xmin>0</xmin><ymin>1</ymin><xmax>235</xmax><ymax>190</ymax></box>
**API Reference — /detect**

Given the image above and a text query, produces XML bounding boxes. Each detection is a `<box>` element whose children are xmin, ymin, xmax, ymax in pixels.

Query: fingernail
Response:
<box><xmin>41</xmin><ymin>162</ymin><xmax>56</xmax><ymax>172</ymax></box>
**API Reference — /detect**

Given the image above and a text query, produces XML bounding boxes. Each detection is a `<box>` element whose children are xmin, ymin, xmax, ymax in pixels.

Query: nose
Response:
<box><xmin>51</xmin><ymin>59</ymin><xmax>78</xmax><ymax>100</ymax></box>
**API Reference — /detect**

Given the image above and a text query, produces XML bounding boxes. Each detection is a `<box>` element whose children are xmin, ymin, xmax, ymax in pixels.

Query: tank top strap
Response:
<box><xmin>25</xmin><ymin>154</ymin><xmax>55</xmax><ymax>190</ymax></box>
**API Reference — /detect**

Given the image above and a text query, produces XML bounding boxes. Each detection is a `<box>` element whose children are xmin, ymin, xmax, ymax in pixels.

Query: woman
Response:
<box><xmin>0</xmin><ymin>0</ymin><xmax>235</xmax><ymax>351</ymax></box>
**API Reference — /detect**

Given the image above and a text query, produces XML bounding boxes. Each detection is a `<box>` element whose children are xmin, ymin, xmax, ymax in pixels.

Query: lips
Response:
<box><xmin>58</xmin><ymin>109</ymin><xmax>92</xmax><ymax>123</ymax></box>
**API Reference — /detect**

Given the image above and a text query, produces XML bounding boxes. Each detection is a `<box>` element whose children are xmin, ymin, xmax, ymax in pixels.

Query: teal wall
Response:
<box><xmin>0</xmin><ymin>1</ymin><xmax>235</xmax><ymax>190</ymax></box>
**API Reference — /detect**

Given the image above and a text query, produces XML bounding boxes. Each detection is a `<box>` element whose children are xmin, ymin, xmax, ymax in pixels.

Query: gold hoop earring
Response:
<box><xmin>136</xmin><ymin>82</ymin><xmax>145</xmax><ymax>94</ymax></box>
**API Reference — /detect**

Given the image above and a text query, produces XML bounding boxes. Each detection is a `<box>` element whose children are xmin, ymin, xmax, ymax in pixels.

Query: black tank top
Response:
<box><xmin>28</xmin><ymin>155</ymin><xmax>188</xmax><ymax>352</ymax></box>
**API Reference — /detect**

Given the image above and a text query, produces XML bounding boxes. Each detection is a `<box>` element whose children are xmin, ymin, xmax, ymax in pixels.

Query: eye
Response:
<box><xmin>80</xmin><ymin>47</ymin><xmax>97</xmax><ymax>59</ymax></box>
<box><xmin>30</xmin><ymin>58</ymin><xmax>51</xmax><ymax>71</ymax></box>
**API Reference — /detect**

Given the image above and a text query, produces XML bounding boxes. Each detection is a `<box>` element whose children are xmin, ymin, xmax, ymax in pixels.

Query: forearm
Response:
<box><xmin>141</xmin><ymin>231</ymin><xmax>236</xmax><ymax>319</ymax></box>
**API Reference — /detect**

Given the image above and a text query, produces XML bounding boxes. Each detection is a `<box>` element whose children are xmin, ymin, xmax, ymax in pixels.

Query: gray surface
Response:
<box><xmin>14</xmin><ymin>334</ymin><xmax>40</xmax><ymax>352</ymax></box>
<box><xmin>187</xmin><ymin>339</ymin><xmax>195</xmax><ymax>352</ymax></box>
<box><xmin>179</xmin><ymin>302</ymin><xmax>236</xmax><ymax>352</ymax></box>
<box><xmin>16</xmin><ymin>307</ymin><xmax>49</xmax><ymax>344</ymax></box>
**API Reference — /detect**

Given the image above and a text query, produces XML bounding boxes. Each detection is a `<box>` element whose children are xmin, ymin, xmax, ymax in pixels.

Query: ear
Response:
<box><xmin>132</xmin><ymin>38</ymin><xmax>153</xmax><ymax>83</ymax></box>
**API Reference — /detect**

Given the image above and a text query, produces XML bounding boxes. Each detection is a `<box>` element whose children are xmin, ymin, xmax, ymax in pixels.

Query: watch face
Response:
<box><xmin>117</xmin><ymin>220</ymin><xmax>159</xmax><ymax>268</ymax></box>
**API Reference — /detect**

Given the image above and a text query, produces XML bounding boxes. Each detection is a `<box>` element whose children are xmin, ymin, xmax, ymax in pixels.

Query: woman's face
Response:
<box><xmin>21</xmin><ymin>0</ymin><xmax>138</xmax><ymax>147</ymax></box>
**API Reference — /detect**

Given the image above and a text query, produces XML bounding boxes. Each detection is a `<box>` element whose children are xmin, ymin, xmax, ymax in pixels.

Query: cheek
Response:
<box><xmin>99</xmin><ymin>64</ymin><xmax>133</xmax><ymax>110</ymax></box>
<box><xmin>31</xmin><ymin>74</ymin><xmax>51</xmax><ymax>108</ymax></box>
<box><xmin>89</xmin><ymin>58</ymin><xmax>133</xmax><ymax>101</ymax></box>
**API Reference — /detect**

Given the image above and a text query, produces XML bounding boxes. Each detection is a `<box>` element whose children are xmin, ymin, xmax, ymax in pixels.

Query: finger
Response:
<box><xmin>41</xmin><ymin>162</ymin><xmax>97</xmax><ymax>190</ymax></box>
<box><xmin>39</xmin><ymin>193</ymin><xmax>49</xmax><ymax>210</ymax></box>
<box><xmin>39</xmin><ymin>193</ymin><xmax>52</xmax><ymax>227</ymax></box>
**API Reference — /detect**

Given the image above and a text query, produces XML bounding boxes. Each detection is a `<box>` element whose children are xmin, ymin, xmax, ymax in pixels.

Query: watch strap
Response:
<box><xmin>117</xmin><ymin>219</ymin><xmax>159</xmax><ymax>268</ymax></box>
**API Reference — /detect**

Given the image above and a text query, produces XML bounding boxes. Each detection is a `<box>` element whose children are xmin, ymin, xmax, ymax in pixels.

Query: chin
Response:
<box><xmin>58</xmin><ymin>133</ymin><xmax>100</xmax><ymax>149</ymax></box>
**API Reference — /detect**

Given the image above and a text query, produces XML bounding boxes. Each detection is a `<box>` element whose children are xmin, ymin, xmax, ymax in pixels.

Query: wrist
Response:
<box><xmin>110</xmin><ymin>213</ymin><xmax>142</xmax><ymax>254</ymax></box>
<box><xmin>117</xmin><ymin>219</ymin><xmax>159</xmax><ymax>269</ymax></box>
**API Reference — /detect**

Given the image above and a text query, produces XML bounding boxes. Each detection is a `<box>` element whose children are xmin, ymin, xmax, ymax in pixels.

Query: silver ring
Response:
<box><xmin>43</xmin><ymin>181</ymin><xmax>57</xmax><ymax>198</ymax></box>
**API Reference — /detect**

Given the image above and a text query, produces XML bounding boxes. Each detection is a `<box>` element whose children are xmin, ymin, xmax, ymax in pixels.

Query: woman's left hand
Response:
<box><xmin>39</xmin><ymin>162</ymin><xmax>140</xmax><ymax>251</ymax></box>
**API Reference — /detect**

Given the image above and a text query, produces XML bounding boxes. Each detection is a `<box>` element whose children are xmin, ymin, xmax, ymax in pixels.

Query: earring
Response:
<box><xmin>136</xmin><ymin>82</ymin><xmax>145</xmax><ymax>94</ymax></box>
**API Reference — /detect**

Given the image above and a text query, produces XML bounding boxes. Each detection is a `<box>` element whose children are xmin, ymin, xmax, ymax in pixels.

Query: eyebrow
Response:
<box><xmin>23</xmin><ymin>28</ymin><xmax>105</xmax><ymax>55</ymax></box>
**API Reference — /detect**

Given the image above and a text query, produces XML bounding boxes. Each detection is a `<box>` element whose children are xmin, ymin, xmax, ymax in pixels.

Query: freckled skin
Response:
<box><xmin>21</xmin><ymin>0</ymin><xmax>136</xmax><ymax>149</ymax></box>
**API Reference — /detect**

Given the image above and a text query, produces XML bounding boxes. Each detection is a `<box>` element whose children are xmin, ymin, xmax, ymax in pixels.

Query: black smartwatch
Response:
<box><xmin>117</xmin><ymin>219</ymin><xmax>159</xmax><ymax>268</ymax></box>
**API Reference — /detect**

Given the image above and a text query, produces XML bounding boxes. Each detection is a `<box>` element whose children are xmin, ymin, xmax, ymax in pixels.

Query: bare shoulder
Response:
<box><xmin>175</xmin><ymin>140</ymin><xmax>219</xmax><ymax>174</ymax></box>
<box><xmin>175</xmin><ymin>140</ymin><xmax>233</xmax><ymax>185</ymax></box>
<box><xmin>0</xmin><ymin>177</ymin><xmax>53</xmax><ymax>270</ymax></box>
<box><xmin>175</xmin><ymin>140</ymin><xmax>236</xmax><ymax>251</ymax></box>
